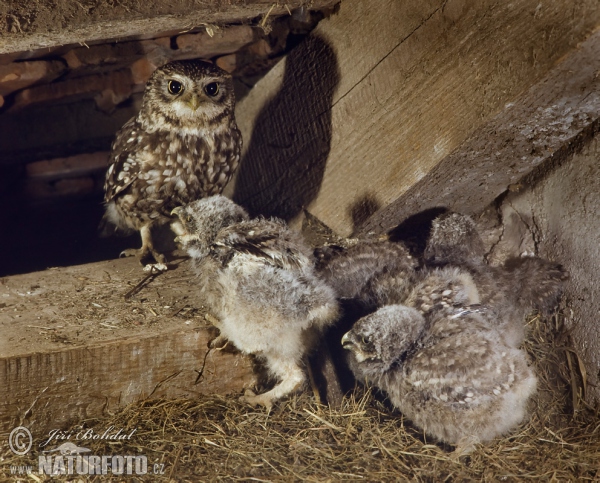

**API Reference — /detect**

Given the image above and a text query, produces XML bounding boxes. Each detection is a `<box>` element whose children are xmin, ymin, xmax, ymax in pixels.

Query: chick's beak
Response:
<box><xmin>341</xmin><ymin>332</ymin><xmax>354</xmax><ymax>349</ymax></box>
<box><xmin>171</xmin><ymin>206</ymin><xmax>183</xmax><ymax>217</ymax></box>
<box><xmin>188</xmin><ymin>94</ymin><xmax>201</xmax><ymax>111</ymax></box>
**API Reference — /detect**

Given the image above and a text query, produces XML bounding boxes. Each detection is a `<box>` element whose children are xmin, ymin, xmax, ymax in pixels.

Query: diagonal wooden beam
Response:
<box><xmin>358</xmin><ymin>28</ymin><xmax>600</xmax><ymax>236</ymax></box>
<box><xmin>232</xmin><ymin>0</ymin><xmax>600</xmax><ymax>236</ymax></box>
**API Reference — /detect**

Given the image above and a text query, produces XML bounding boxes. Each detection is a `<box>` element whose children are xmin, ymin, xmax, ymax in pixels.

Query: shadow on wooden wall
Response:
<box><xmin>234</xmin><ymin>33</ymin><xmax>340</xmax><ymax>220</ymax></box>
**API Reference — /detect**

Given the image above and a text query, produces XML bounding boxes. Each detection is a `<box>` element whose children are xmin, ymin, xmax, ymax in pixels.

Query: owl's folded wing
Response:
<box><xmin>103</xmin><ymin>118</ymin><xmax>140</xmax><ymax>202</ymax></box>
<box><xmin>214</xmin><ymin>221</ymin><xmax>310</xmax><ymax>271</ymax></box>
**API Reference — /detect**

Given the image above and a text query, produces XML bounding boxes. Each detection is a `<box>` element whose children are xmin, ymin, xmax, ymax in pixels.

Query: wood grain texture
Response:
<box><xmin>233</xmin><ymin>0</ymin><xmax>600</xmax><ymax>236</ymax></box>
<box><xmin>359</xmin><ymin>28</ymin><xmax>600</xmax><ymax>235</ymax></box>
<box><xmin>0</xmin><ymin>257</ymin><xmax>254</xmax><ymax>434</ymax></box>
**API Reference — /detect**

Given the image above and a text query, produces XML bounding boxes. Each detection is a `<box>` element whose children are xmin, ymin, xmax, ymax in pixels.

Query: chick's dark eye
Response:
<box><xmin>361</xmin><ymin>335</ymin><xmax>371</xmax><ymax>345</ymax></box>
<box><xmin>204</xmin><ymin>82</ymin><xmax>219</xmax><ymax>97</ymax></box>
<box><xmin>168</xmin><ymin>80</ymin><xmax>184</xmax><ymax>95</ymax></box>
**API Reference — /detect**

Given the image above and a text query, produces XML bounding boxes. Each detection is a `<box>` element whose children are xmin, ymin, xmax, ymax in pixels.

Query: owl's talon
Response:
<box><xmin>120</xmin><ymin>249</ymin><xmax>137</xmax><ymax>258</ymax></box>
<box><xmin>209</xmin><ymin>335</ymin><xmax>229</xmax><ymax>350</ymax></box>
<box><xmin>143</xmin><ymin>263</ymin><xmax>168</xmax><ymax>273</ymax></box>
<box><xmin>241</xmin><ymin>390</ymin><xmax>273</xmax><ymax>411</ymax></box>
<box><xmin>451</xmin><ymin>436</ymin><xmax>479</xmax><ymax>462</ymax></box>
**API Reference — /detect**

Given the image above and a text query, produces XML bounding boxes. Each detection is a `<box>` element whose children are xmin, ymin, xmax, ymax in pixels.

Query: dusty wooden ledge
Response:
<box><xmin>0</xmin><ymin>1</ymin><xmax>340</xmax><ymax>55</ymax></box>
<box><xmin>0</xmin><ymin>257</ymin><xmax>254</xmax><ymax>435</ymax></box>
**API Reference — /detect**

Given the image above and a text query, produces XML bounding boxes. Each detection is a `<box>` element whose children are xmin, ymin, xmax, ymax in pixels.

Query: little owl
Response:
<box><xmin>99</xmin><ymin>60</ymin><xmax>242</xmax><ymax>270</ymax></box>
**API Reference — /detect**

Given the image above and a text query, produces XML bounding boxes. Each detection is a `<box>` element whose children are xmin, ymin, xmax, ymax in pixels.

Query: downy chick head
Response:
<box><xmin>424</xmin><ymin>212</ymin><xmax>485</xmax><ymax>266</ymax></box>
<box><xmin>172</xmin><ymin>195</ymin><xmax>249</xmax><ymax>258</ymax></box>
<box><xmin>342</xmin><ymin>305</ymin><xmax>426</xmax><ymax>378</ymax></box>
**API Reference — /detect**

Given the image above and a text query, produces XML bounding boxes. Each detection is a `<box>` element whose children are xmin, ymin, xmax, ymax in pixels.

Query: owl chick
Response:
<box><xmin>421</xmin><ymin>212</ymin><xmax>568</xmax><ymax>346</ymax></box>
<box><xmin>173</xmin><ymin>195</ymin><xmax>339</xmax><ymax>410</ymax></box>
<box><xmin>424</xmin><ymin>211</ymin><xmax>486</xmax><ymax>266</ymax></box>
<box><xmin>342</xmin><ymin>304</ymin><xmax>537</xmax><ymax>454</ymax></box>
<box><xmin>316</xmin><ymin>239</ymin><xmax>418</xmax><ymax>309</ymax></box>
<box><xmin>100</xmin><ymin>60</ymin><xmax>242</xmax><ymax>271</ymax></box>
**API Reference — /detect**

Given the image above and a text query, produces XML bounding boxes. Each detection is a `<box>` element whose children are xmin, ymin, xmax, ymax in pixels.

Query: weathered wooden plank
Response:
<box><xmin>359</xmin><ymin>28</ymin><xmax>600</xmax><ymax>235</ymax></box>
<box><xmin>0</xmin><ymin>1</ymin><xmax>340</xmax><ymax>55</ymax></box>
<box><xmin>0</xmin><ymin>257</ymin><xmax>254</xmax><ymax>434</ymax></box>
<box><xmin>232</xmin><ymin>0</ymin><xmax>600</xmax><ymax>236</ymax></box>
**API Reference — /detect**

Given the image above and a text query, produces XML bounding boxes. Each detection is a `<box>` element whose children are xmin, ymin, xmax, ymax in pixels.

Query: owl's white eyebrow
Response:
<box><xmin>201</xmin><ymin>77</ymin><xmax>225</xmax><ymax>84</ymax></box>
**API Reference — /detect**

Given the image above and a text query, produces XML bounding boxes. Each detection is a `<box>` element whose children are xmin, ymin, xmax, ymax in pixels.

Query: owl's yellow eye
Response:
<box><xmin>204</xmin><ymin>82</ymin><xmax>219</xmax><ymax>97</ymax></box>
<box><xmin>168</xmin><ymin>80</ymin><xmax>184</xmax><ymax>95</ymax></box>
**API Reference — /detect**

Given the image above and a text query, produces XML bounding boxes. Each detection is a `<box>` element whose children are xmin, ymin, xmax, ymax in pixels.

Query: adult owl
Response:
<box><xmin>173</xmin><ymin>196</ymin><xmax>339</xmax><ymax>410</ymax></box>
<box><xmin>342</xmin><ymin>304</ymin><xmax>537</xmax><ymax>455</ymax></box>
<box><xmin>100</xmin><ymin>60</ymin><xmax>242</xmax><ymax>270</ymax></box>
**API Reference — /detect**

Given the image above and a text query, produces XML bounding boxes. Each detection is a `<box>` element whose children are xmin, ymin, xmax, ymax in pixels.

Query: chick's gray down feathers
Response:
<box><xmin>100</xmin><ymin>60</ymin><xmax>242</xmax><ymax>270</ymax></box>
<box><xmin>316</xmin><ymin>240</ymin><xmax>418</xmax><ymax>308</ymax></box>
<box><xmin>424</xmin><ymin>211</ymin><xmax>486</xmax><ymax>266</ymax></box>
<box><xmin>423</xmin><ymin>212</ymin><xmax>568</xmax><ymax>346</ymax></box>
<box><xmin>174</xmin><ymin>195</ymin><xmax>339</xmax><ymax>409</ymax></box>
<box><xmin>322</xmin><ymin>212</ymin><xmax>568</xmax><ymax>347</ymax></box>
<box><xmin>342</xmin><ymin>304</ymin><xmax>537</xmax><ymax>452</ymax></box>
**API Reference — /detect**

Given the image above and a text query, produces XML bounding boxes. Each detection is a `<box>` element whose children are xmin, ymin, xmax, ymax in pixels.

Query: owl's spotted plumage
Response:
<box><xmin>100</xmin><ymin>60</ymin><xmax>242</xmax><ymax>270</ymax></box>
<box><xmin>173</xmin><ymin>196</ymin><xmax>339</xmax><ymax>410</ymax></box>
<box><xmin>342</xmin><ymin>304</ymin><xmax>537</xmax><ymax>453</ymax></box>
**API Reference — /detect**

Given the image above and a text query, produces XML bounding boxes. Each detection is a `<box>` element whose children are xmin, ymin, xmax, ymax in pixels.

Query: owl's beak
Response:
<box><xmin>341</xmin><ymin>332</ymin><xmax>353</xmax><ymax>349</ymax></box>
<box><xmin>342</xmin><ymin>333</ymin><xmax>369</xmax><ymax>363</ymax></box>
<box><xmin>187</xmin><ymin>94</ymin><xmax>201</xmax><ymax>111</ymax></box>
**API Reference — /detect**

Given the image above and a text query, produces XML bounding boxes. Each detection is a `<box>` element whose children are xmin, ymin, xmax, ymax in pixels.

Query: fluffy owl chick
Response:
<box><xmin>342</xmin><ymin>305</ymin><xmax>537</xmax><ymax>454</ymax></box>
<box><xmin>173</xmin><ymin>195</ymin><xmax>339</xmax><ymax>410</ymax></box>
<box><xmin>424</xmin><ymin>212</ymin><xmax>486</xmax><ymax>266</ymax></box>
<box><xmin>316</xmin><ymin>239</ymin><xmax>418</xmax><ymax>308</ymax></box>
<box><xmin>422</xmin><ymin>212</ymin><xmax>568</xmax><ymax>346</ymax></box>
<box><xmin>100</xmin><ymin>60</ymin><xmax>242</xmax><ymax>271</ymax></box>
<box><xmin>404</xmin><ymin>265</ymin><xmax>481</xmax><ymax>317</ymax></box>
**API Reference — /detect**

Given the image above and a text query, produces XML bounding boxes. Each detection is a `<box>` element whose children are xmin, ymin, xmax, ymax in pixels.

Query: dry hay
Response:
<box><xmin>2</xmin><ymin>311</ymin><xmax>599</xmax><ymax>482</ymax></box>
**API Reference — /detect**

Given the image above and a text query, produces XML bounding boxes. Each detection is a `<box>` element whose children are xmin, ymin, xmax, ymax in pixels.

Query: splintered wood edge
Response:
<box><xmin>0</xmin><ymin>326</ymin><xmax>255</xmax><ymax>435</ymax></box>
<box><xmin>0</xmin><ymin>1</ymin><xmax>341</xmax><ymax>55</ymax></box>
<box><xmin>357</xmin><ymin>29</ymin><xmax>600</xmax><ymax>236</ymax></box>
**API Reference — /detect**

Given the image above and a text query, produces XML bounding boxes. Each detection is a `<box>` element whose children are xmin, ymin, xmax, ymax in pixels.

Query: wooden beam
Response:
<box><xmin>0</xmin><ymin>1</ymin><xmax>340</xmax><ymax>55</ymax></box>
<box><xmin>0</xmin><ymin>257</ymin><xmax>254</xmax><ymax>434</ymax></box>
<box><xmin>232</xmin><ymin>0</ymin><xmax>600</xmax><ymax>236</ymax></box>
<box><xmin>358</xmin><ymin>28</ymin><xmax>600</xmax><ymax>235</ymax></box>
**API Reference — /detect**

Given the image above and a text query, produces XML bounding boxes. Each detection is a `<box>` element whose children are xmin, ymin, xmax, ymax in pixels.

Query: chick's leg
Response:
<box><xmin>242</xmin><ymin>358</ymin><xmax>305</xmax><ymax>411</ymax></box>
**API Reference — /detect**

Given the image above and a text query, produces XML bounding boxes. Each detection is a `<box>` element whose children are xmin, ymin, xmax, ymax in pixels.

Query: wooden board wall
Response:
<box><xmin>231</xmin><ymin>0</ymin><xmax>600</xmax><ymax>236</ymax></box>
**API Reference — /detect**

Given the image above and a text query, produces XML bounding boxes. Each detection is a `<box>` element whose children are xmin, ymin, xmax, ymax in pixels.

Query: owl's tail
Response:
<box><xmin>97</xmin><ymin>202</ymin><xmax>134</xmax><ymax>238</ymax></box>
<box><xmin>503</xmin><ymin>256</ymin><xmax>569</xmax><ymax>314</ymax></box>
<box><xmin>98</xmin><ymin>214</ymin><xmax>116</xmax><ymax>238</ymax></box>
